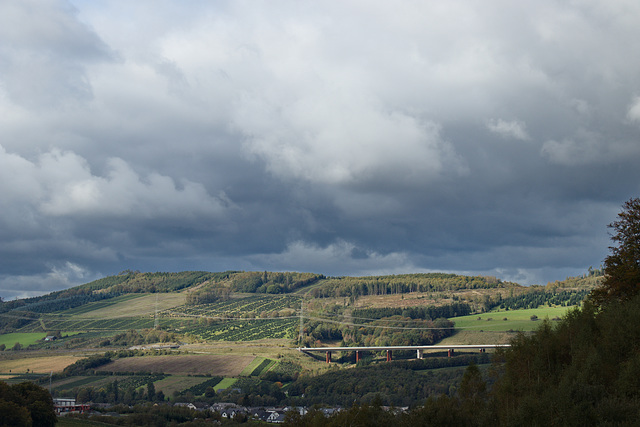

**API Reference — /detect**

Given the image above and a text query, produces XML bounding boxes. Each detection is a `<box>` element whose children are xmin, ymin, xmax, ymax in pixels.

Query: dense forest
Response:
<box><xmin>352</xmin><ymin>303</ymin><xmax>472</xmax><ymax>321</ymax></box>
<box><xmin>307</xmin><ymin>273</ymin><xmax>515</xmax><ymax>299</ymax></box>
<box><xmin>226</xmin><ymin>271</ymin><xmax>324</xmax><ymax>294</ymax></box>
<box><xmin>491</xmin><ymin>288</ymin><xmax>591</xmax><ymax>310</ymax></box>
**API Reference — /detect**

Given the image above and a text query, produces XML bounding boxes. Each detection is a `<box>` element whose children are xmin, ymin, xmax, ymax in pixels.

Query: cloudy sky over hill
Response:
<box><xmin>2</xmin><ymin>0</ymin><xmax>640</xmax><ymax>298</ymax></box>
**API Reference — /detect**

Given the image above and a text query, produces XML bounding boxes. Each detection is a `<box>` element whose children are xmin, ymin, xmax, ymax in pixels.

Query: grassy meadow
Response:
<box><xmin>0</xmin><ymin>332</ymin><xmax>47</xmax><ymax>348</ymax></box>
<box><xmin>61</xmin><ymin>293</ymin><xmax>186</xmax><ymax>318</ymax></box>
<box><xmin>214</xmin><ymin>377</ymin><xmax>238</xmax><ymax>391</ymax></box>
<box><xmin>450</xmin><ymin>305</ymin><xmax>574</xmax><ymax>332</ymax></box>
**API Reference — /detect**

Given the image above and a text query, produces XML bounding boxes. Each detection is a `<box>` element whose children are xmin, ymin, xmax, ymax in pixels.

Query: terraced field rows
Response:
<box><xmin>19</xmin><ymin>317</ymin><xmax>157</xmax><ymax>332</ymax></box>
<box><xmin>188</xmin><ymin>318</ymin><xmax>297</xmax><ymax>341</ymax></box>
<box><xmin>9</xmin><ymin>294</ymin><xmax>300</xmax><ymax>342</ymax></box>
<box><xmin>172</xmin><ymin>295</ymin><xmax>300</xmax><ymax>317</ymax></box>
<box><xmin>52</xmin><ymin>374</ymin><xmax>166</xmax><ymax>393</ymax></box>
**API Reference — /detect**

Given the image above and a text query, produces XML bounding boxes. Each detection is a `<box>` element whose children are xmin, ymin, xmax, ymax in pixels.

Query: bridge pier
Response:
<box><xmin>480</xmin><ymin>348</ymin><xmax>485</xmax><ymax>353</ymax></box>
<box><xmin>417</xmin><ymin>349</ymin><xmax>423</xmax><ymax>359</ymax></box>
<box><xmin>355</xmin><ymin>350</ymin><xmax>362</xmax><ymax>363</ymax></box>
<box><xmin>326</xmin><ymin>351</ymin><xmax>331</xmax><ymax>363</ymax></box>
<box><xmin>386</xmin><ymin>350</ymin><xmax>392</xmax><ymax>362</ymax></box>
<box><xmin>448</xmin><ymin>349</ymin><xmax>454</xmax><ymax>357</ymax></box>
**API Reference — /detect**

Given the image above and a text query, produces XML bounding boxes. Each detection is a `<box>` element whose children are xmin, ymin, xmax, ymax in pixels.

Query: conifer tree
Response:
<box><xmin>591</xmin><ymin>197</ymin><xmax>640</xmax><ymax>306</ymax></box>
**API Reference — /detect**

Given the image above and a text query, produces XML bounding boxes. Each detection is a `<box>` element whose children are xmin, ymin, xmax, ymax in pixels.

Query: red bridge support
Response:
<box><xmin>448</xmin><ymin>349</ymin><xmax>454</xmax><ymax>357</ymax></box>
<box><xmin>355</xmin><ymin>351</ymin><xmax>362</xmax><ymax>362</ymax></box>
<box><xmin>386</xmin><ymin>350</ymin><xmax>392</xmax><ymax>362</ymax></box>
<box><xmin>326</xmin><ymin>351</ymin><xmax>332</xmax><ymax>363</ymax></box>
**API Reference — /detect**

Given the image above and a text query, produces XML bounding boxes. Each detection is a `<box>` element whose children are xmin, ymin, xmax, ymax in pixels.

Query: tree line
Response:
<box><xmin>307</xmin><ymin>273</ymin><xmax>514</xmax><ymax>299</ymax></box>
<box><xmin>228</xmin><ymin>271</ymin><xmax>324</xmax><ymax>294</ymax></box>
<box><xmin>352</xmin><ymin>302</ymin><xmax>472</xmax><ymax>321</ymax></box>
<box><xmin>492</xmin><ymin>288</ymin><xmax>591</xmax><ymax>310</ymax></box>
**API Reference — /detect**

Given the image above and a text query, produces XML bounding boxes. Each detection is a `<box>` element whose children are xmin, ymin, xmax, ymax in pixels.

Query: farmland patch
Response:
<box><xmin>100</xmin><ymin>354</ymin><xmax>254</xmax><ymax>376</ymax></box>
<box><xmin>0</xmin><ymin>332</ymin><xmax>47</xmax><ymax>347</ymax></box>
<box><xmin>154</xmin><ymin>375</ymin><xmax>210</xmax><ymax>396</ymax></box>
<box><xmin>60</xmin><ymin>294</ymin><xmax>144</xmax><ymax>316</ymax></box>
<box><xmin>450</xmin><ymin>306</ymin><xmax>573</xmax><ymax>332</ymax></box>
<box><xmin>214</xmin><ymin>377</ymin><xmax>237</xmax><ymax>391</ymax></box>
<box><xmin>0</xmin><ymin>354</ymin><xmax>83</xmax><ymax>374</ymax></box>
<box><xmin>187</xmin><ymin>318</ymin><xmax>297</xmax><ymax>341</ymax></box>
<box><xmin>68</xmin><ymin>293</ymin><xmax>185</xmax><ymax>318</ymax></box>
<box><xmin>240</xmin><ymin>357</ymin><xmax>275</xmax><ymax>377</ymax></box>
<box><xmin>171</xmin><ymin>294</ymin><xmax>300</xmax><ymax>318</ymax></box>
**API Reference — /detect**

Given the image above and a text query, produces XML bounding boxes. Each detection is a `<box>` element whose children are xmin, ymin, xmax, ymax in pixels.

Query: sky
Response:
<box><xmin>2</xmin><ymin>0</ymin><xmax>640</xmax><ymax>299</ymax></box>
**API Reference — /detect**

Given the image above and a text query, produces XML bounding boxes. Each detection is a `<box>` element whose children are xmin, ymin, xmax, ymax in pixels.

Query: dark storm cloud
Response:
<box><xmin>1</xmin><ymin>0</ymin><xmax>640</xmax><ymax>298</ymax></box>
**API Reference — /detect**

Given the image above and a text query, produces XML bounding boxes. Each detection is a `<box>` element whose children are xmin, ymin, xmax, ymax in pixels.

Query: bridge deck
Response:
<box><xmin>298</xmin><ymin>344</ymin><xmax>510</xmax><ymax>352</ymax></box>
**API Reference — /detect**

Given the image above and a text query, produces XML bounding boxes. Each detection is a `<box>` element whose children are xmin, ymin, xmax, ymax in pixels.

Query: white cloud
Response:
<box><xmin>236</xmin><ymin>93</ymin><xmax>466</xmax><ymax>186</ymax></box>
<box><xmin>486</xmin><ymin>119</ymin><xmax>531</xmax><ymax>141</ymax></box>
<box><xmin>541</xmin><ymin>129</ymin><xmax>640</xmax><ymax>166</ymax></box>
<box><xmin>0</xmin><ymin>145</ymin><xmax>230</xmax><ymax>219</ymax></box>
<box><xmin>2</xmin><ymin>0</ymin><xmax>640</xmax><ymax>294</ymax></box>
<box><xmin>626</xmin><ymin>96</ymin><xmax>640</xmax><ymax>123</ymax></box>
<box><xmin>0</xmin><ymin>0</ymin><xmax>112</xmax><ymax>108</ymax></box>
<box><xmin>0</xmin><ymin>261</ymin><xmax>97</xmax><ymax>299</ymax></box>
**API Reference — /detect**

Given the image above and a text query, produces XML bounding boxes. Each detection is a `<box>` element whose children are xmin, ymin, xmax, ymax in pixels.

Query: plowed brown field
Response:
<box><xmin>101</xmin><ymin>354</ymin><xmax>254</xmax><ymax>376</ymax></box>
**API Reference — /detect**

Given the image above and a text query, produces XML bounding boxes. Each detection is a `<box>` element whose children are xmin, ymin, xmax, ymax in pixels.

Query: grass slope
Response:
<box><xmin>214</xmin><ymin>377</ymin><xmax>237</xmax><ymax>391</ymax></box>
<box><xmin>63</xmin><ymin>293</ymin><xmax>185</xmax><ymax>318</ymax></box>
<box><xmin>450</xmin><ymin>306</ymin><xmax>573</xmax><ymax>332</ymax></box>
<box><xmin>0</xmin><ymin>332</ymin><xmax>46</xmax><ymax>347</ymax></box>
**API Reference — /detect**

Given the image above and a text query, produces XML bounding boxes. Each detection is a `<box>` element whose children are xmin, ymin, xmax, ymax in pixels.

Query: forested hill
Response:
<box><xmin>545</xmin><ymin>266</ymin><xmax>604</xmax><ymax>289</ymax></box>
<box><xmin>0</xmin><ymin>270</ymin><xmax>598</xmax><ymax>317</ymax></box>
<box><xmin>306</xmin><ymin>273</ymin><xmax>518</xmax><ymax>299</ymax></box>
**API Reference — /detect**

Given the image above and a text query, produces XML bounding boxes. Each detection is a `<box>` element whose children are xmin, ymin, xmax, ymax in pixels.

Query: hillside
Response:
<box><xmin>0</xmin><ymin>269</ymin><xmax>602</xmax><ymax>416</ymax></box>
<box><xmin>0</xmin><ymin>270</ymin><xmax>600</xmax><ymax>347</ymax></box>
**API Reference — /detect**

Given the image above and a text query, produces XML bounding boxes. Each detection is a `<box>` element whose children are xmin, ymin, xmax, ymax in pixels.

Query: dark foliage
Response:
<box><xmin>63</xmin><ymin>355</ymin><xmax>112</xmax><ymax>376</ymax></box>
<box><xmin>69</xmin><ymin>403</ymin><xmax>221</xmax><ymax>426</ymax></box>
<box><xmin>352</xmin><ymin>303</ymin><xmax>472</xmax><ymax>321</ymax></box>
<box><xmin>303</xmin><ymin>316</ymin><xmax>455</xmax><ymax>348</ymax></box>
<box><xmin>309</xmin><ymin>273</ymin><xmax>513</xmax><ymax>299</ymax></box>
<box><xmin>229</xmin><ymin>271</ymin><xmax>324</xmax><ymax>293</ymax></box>
<box><xmin>489</xmin><ymin>296</ymin><xmax>640</xmax><ymax>425</ymax></box>
<box><xmin>287</xmin><ymin>355</ymin><xmax>490</xmax><ymax>407</ymax></box>
<box><xmin>591</xmin><ymin>197</ymin><xmax>640</xmax><ymax>306</ymax></box>
<box><xmin>494</xmin><ymin>288</ymin><xmax>590</xmax><ymax>310</ymax></box>
<box><xmin>181</xmin><ymin>377</ymin><xmax>223</xmax><ymax>397</ymax></box>
<box><xmin>0</xmin><ymin>381</ymin><xmax>56</xmax><ymax>427</ymax></box>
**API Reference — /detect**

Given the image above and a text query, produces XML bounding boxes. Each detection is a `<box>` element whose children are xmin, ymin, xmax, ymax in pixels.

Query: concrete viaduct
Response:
<box><xmin>297</xmin><ymin>344</ymin><xmax>511</xmax><ymax>363</ymax></box>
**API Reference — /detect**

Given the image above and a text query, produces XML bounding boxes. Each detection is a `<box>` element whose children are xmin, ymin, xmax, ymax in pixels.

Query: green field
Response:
<box><xmin>240</xmin><ymin>356</ymin><xmax>276</xmax><ymax>376</ymax></box>
<box><xmin>451</xmin><ymin>306</ymin><xmax>574</xmax><ymax>331</ymax></box>
<box><xmin>0</xmin><ymin>332</ymin><xmax>47</xmax><ymax>348</ymax></box>
<box><xmin>214</xmin><ymin>377</ymin><xmax>237</xmax><ymax>391</ymax></box>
